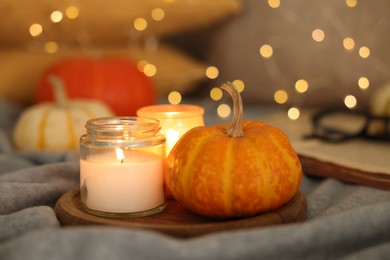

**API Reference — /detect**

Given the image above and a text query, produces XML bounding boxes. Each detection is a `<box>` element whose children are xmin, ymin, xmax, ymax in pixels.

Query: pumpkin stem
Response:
<box><xmin>48</xmin><ymin>75</ymin><xmax>68</xmax><ymax>107</ymax></box>
<box><xmin>221</xmin><ymin>81</ymin><xmax>244</xmax><ymax>137</ymax></box>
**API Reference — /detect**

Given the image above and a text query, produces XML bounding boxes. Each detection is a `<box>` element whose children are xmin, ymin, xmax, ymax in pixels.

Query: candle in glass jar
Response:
<box><xmin>137</xmin><ymin>104</ymin><xmax>204</xmax><ymax>155</ymax></box>
<box><xmin>79</xmin><ymin>117</ymin><xmax>166</xmax><ymax>217</ymax></box>
<box><xmin>80</xmin><ymin>149</ymin><xmax>165</xmax><ymax>214</ymax></box>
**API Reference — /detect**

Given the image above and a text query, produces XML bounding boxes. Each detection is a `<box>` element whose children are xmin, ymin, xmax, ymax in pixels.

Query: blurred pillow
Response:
<box><xmin>0</xmin><ymin>0</ymin><xmax>241</xmax><ymax>46</ymax></box>
<box><xmin>206</xmin><ymin>0</ymin><xmax>390</xmax><ymax>109</ymax></box>
<box><xmin>0</xmin><ymin>45</ymin><xmax>208</xmax><ymax>104</ymax></box>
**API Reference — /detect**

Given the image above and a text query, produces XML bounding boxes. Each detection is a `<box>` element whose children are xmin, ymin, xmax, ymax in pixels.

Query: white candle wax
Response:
<box><xmin>80</xmin><ymin>150</ymin><xmax>164</xmax><ymax>213</ymax></box>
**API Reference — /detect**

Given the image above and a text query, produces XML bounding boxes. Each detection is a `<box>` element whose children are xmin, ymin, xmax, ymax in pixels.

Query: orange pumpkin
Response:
<box><xmin>35</xmin><ymin>56</ymin><xmax>157</xmax><ymax>116</ymax></box>
<box><xmin>166</xmin><ymin>82</ymin><xmax>302</xmax><ymax>219</ymax></box>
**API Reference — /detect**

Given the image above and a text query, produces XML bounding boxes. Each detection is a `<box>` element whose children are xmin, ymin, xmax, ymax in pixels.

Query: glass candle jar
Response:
<box><xmin>79</xmin><ymin>117</ymin><xmax>166</xmax><ymax>218</ymax></box>
<box><xmin>137</xmin><ymin>104</ymin><xmax>204</xmax><ymax>155</ymax></box>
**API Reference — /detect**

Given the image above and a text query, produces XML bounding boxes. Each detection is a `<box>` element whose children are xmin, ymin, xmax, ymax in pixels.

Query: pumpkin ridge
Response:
<box><xmin>66</xmin><ymin>109</ymin><xmax>78</xmax><ymax>149</ymax></box>
<box><xmin>182</xmin><ymin>130</ymin><xmax>221</xmax><ymax>201</ymax></box>
<box><xmin>37</xmin><ymin>108</ymin><xmax>50</xmax><ymax>149</ymax></box>
<box><xmin>259</xmin><ymin>126</ymin><xmax>302</xmax><ymax>203</ymax></box>
<box><xmin>223</xmin><ymin>139</ymin><xmax>234</xmax><ymax>216</ymax></box>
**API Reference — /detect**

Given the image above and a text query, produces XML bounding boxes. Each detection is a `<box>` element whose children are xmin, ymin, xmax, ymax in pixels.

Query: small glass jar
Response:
<box><xmin>79</xmin><ymin>117</ymin><xmax>166</xmax><ymax>218</ymax></box>
<box><xmin>137</xmin><ymin>104</ymin><xmax>204</xmax><ymax>155</ymax></box>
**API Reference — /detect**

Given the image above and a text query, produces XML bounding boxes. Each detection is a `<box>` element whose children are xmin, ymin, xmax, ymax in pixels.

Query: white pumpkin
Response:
<box><xmin>13</xmin><ymin>76</ymin><xmax>114</xmax><ymax>151</ymax></box>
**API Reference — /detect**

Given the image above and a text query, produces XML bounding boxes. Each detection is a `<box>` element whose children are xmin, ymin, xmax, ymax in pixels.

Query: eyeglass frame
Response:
<box><xmin>306</xmin><ymin>109</ymin><xmax>390</xmax><ymax>143</ymax></box>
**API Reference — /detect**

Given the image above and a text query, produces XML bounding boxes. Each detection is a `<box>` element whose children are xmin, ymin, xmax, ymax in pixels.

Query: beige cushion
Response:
<box><xmin>0</xmin><ymin>0</ymin><xmax>241</xmax><ymax>46</ymax></box>
<box><xmin>0</xmin><ymin>46</ymin><xmax>208</xmax><ymax>103</ymax></box>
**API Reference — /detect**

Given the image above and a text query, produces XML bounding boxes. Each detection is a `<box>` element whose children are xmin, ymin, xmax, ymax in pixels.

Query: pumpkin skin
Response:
<box><xmin>13</xmin><ymin>99</ymin><xmax>113</xmax><ymax>151</ymax></box>
<box><xmin>14</xmin><ymin>75</ymin><xmax>114</xmax><ymax>151</ymax></box>
<box><xmin>35</xmin><ymin>57</ymin><xmax>157</xmax><ymax>116</ymax></box>
<box><xmin>165</xmin><ymin>82</ymin><xmax>302</xmax><ymax>219</ymax></box>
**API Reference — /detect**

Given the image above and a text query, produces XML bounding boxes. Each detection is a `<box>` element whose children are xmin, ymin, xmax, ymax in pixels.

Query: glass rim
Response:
<box><xmin>137</xmin><ymin>104</ymin><xmax>204</xmax><ymax>119</ymax></box>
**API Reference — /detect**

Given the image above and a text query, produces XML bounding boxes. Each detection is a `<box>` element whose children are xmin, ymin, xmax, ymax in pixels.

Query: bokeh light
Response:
<box><xmin>210</xmin><ymin>87</ymin><xmax>223</xmax><ymax>101</ymax></box>
<box><xmin>312</xmin><ymin>29</ymin><xmax>325</xmax><ymax>42</ymax></box>
<box><xmin>358</xmin><ymin>77</ymin><xmax>369</xmax><ymax>90</ymax></box>
<box><xmin>151</xmin><ymin>8</ymin><xmax>165</xmax><ymax>21</ymax></box>
<box><xmin>134</xmin><ymin>18</ymin><xmax>148</xmax><ymax>31</ymax></box>
<box><xmin>29</xmin><ymin>24</ymin><xmax>42</xmax><ymax>37</ymax></box>
<box><xmin>143</xmin><ymin>63</ymin><xmax>157</xmax><ymax>77</ymax></box>
<box><xmin>217</xmin><ymin>104</ymin><xmax>231</xmax><ymax>118</ymax></box>
<box><xmin>259</xmin><ymin>44</ymin><xmax>273</xmax><ymax>58</ymax></box>
<box><xmin>66</xmin><ymin>6</ymin><xmax>79</xmax><ymax>19</ymax></box>
<box><xmin>288</xmin><ymin>107</ymin><xmax>300</xmax><ymax>120</ymax></box>
<box><xmin>50</xmin><ymin>11</ymin><xmax>63</xmax><ymax>23</ymax></box>
<box><xmin>136</xmin><ymin>60</ymin><xmax>148</xmax><ymax>72</ymax></box>
<box><xmin>44</xmin><ymin>41</ymin><xmax>59</xmax><ymax>53</ymax></box>
<box><xmin>274</xmin><ymin>90</ymin><xmax>288</xmax><ymax>104</ymax></box>
<box><xmin>346</xmin><ymin>0</ymin><xmax>357</xmax><ymax>8</ymax></box>
<box><xmin>205</xmin><ymin>66</ymin><xmax>219</xmax><ymax>79</ymax></box>
<box><xmin>295</xmin><ymin>79</ymin><xmax>309</xmax><ymax>93</ymax></box>
<box><xmin>344</xmin><ymin>95</ymin><xmax>357</xmax><ymax>109</ymax></box>
<box><xmin>267</xmin><ymin>0</ymin><xmax>280</xmax><ymax>8</ymax></box>
<box><xmin>232</xmin><ymin>79</ymin><xmax>245</xmax><ymax>92</ymax></box>
<box><xmin>343</xmin><ymin>37</ymin><xmax>355</xmax><ymax>51</ymax></box>
<box><xmin>168</xmin><ymin>91</ymin><xmax>182</xmax><ymax>104</ymax></box>
<box><xmin>359</xmin><ymin>46</ymin><xmax>370</xmax><ymax>58</ymax></box>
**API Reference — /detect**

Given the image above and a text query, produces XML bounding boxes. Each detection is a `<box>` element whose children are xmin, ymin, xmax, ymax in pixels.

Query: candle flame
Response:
<box><xmin>116</xmin><ymin>148</ymin><xmax>125</xmax><ymax>163</ymax></box>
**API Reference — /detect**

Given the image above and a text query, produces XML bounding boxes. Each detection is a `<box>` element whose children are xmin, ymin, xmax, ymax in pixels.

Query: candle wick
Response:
<box><xmin>121</xmin><ymin>159</ymin><xmax>124</xmax><ymax>163</ymax></box>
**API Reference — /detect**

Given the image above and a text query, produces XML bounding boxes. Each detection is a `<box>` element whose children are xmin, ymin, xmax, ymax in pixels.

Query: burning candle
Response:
<box><xmin>137</xmin><ymin>104</ymin><xmax>204</xmax><ymax>155</ymax></box>
<box><xmin>79</xmin><ymin>117</ymin><xmax>166</xmax><ymax>217</ymax></box>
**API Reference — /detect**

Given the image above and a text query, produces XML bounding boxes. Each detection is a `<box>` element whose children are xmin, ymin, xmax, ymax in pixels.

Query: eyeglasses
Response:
<box><xmin>306</xmin><ymin>109</ymin><xmax>390</xmax><ymax>143</ymax></box>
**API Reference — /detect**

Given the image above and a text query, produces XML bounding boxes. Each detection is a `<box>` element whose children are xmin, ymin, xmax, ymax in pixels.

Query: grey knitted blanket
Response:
<box><xmin>0</xmin><ymin>99</ymin><xmax>389</xmax><ymax>260</ymax></box>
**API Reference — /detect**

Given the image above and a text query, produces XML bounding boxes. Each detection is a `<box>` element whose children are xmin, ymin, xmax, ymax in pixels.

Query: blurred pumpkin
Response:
<box><xmin>14</xmin><ymin>76</ymin><xmax>114</xmax><ymax>151</ymax></box>
<box><xmin>35</xmin><ymin>56</ymin><xmax>157</xmax><ymax>116</ymax></box>
<box><xmin>165</xmin><ymin>82</ymin><xmax>302</xmax><ymax>219</ymax></box>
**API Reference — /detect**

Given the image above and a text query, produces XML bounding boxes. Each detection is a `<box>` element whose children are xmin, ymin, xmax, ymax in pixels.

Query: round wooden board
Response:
<box><xmin>299</xmin><ymin>155</ymin><xmax>390</xmax><ymax>190</ymax></box>
<box><xmin>55</xmin><ymin>190</ymin><xmax>307</xmax><ymax>238</ymax></box>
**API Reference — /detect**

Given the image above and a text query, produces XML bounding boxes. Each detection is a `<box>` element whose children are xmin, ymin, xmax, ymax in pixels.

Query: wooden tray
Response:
<box><xmin>299</xmin><ymin>155</ymin><xmax>390</xmax><ymax>190</ymax></box>
<box><xmin>55</xmin><ymin>189</ymin><xmax>307</xmax><ymax>238</ymax></box>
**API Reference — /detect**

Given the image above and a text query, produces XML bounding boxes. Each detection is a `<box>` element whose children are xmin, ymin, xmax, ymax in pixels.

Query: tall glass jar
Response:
<box><xmin>79</xmin><ymin>117</ymin><xmax>166</xmax><ymax>218</ymax></box>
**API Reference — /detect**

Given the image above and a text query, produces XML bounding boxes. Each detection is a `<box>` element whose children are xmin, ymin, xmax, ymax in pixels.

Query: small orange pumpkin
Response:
<box><xmin>166</xmin><ymin>82</ymin><xmax>302</xmax><ymax>219</ymax></box>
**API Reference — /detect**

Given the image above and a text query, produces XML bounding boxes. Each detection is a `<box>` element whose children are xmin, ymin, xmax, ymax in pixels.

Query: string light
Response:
<box><xmin>210</xmin><ymin>87</ymin><xmax>223</xmax><ymax>101</ymax></box>
<box><xmin>295</xmin><ymin>79</ymin><xmax>309</xmax><ymax>93</ymax></box>
<box><xmin>29</xmin><ymin>24</ymin><xmax>43</xmax><ymax>37</ymax></box>
<box><xmin>134</xmin><ymin>18</ymin><xmax>147</xmax><ymax>31</ymax></box>
<box><xmin>143</xmin><ymin>63</ymin><xmax>157</xmax><ymax>77</ymax></box>
<box><xmin>232</xmin><ymin>79</ymin><xmax>245</xmax><ymax>92</ymax></box>
<box><xmin>50</xmin><ymin>11</ymin><xmax>63</xmax><ymax>23</ymax></box>
<box><xmin>136</xmin><ymin>60</ymin><xmax>149</xmax><ymax>72</ymax></box>
<box><xmin>205</xmin><ymin>66</ymin><xmax>219</xmax><ymax>79</ymax></box>
<box><xmin>274</xmin><ymin>90</ymin><xmax>288</xmax><ymax>104</ymax></box>
<box><xmin>151</xmin><ymin>8</ymin><xmax>165</xmax><ymax>21</ymax></box>
<box><xmin>44</xmin><ymin>41</ymin><xmax>59</xmax><ymax>53</ymax></box>
<box><xmin>168</xmin><ymin>91</ymin><xmax>182</xmax><ymax>104</ymax></box>
<box><xmin>66</xmin><ymin>6</ymin><xmax>79</xmax><ymax>19</ymax></box>
<box><xmin>288</xmin><ymin>107</ymin><xmax>300</xmax><ymax>120</ymax></box>
<box><xmin>343</xmin><ymin>37</ymin><xmax>355</xmax><ymax>51</ymax></box>
<box><xmin>259</xmin><ymin>44</ymin><xmax>273</xmax><ymax>58</ymax></box>
<box><xmin>312</xmin><ymin>29</ymin><xmax>325</xmax><ymax>42</ymax></box>
<box><xmin>217</xmin><ymin>104</ymin><xmax>231</xmax><ymax>118</ymax></box>
<box><xmin>344</xmin><ymin>95</ymin><xmax>357</xmax><ymax>109</ymax></box>
<box><xmin>359</xmin><ymin>46</ymin><xmax>370</xmax><ymax>58</ymax></box>
<box><xmin>358</xmin><ymin>77</ymin><xmax>369</xmax><ymax>90</ymax></box>
<box><xmin>267</xmin><ymin>0</ymin><xmax>280</xmax><ymax>9</ymax></box>
<box><xmin>345</xmin><ymin>0</ymin><xmax>358</xmax><ymax>8</ymax></box>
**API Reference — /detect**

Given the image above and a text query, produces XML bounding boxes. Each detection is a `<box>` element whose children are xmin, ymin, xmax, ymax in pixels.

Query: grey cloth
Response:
<box><xmin>0</xmin><ymin>99</ymin><xmax>389</xmax><ymax>260</ymax></box>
